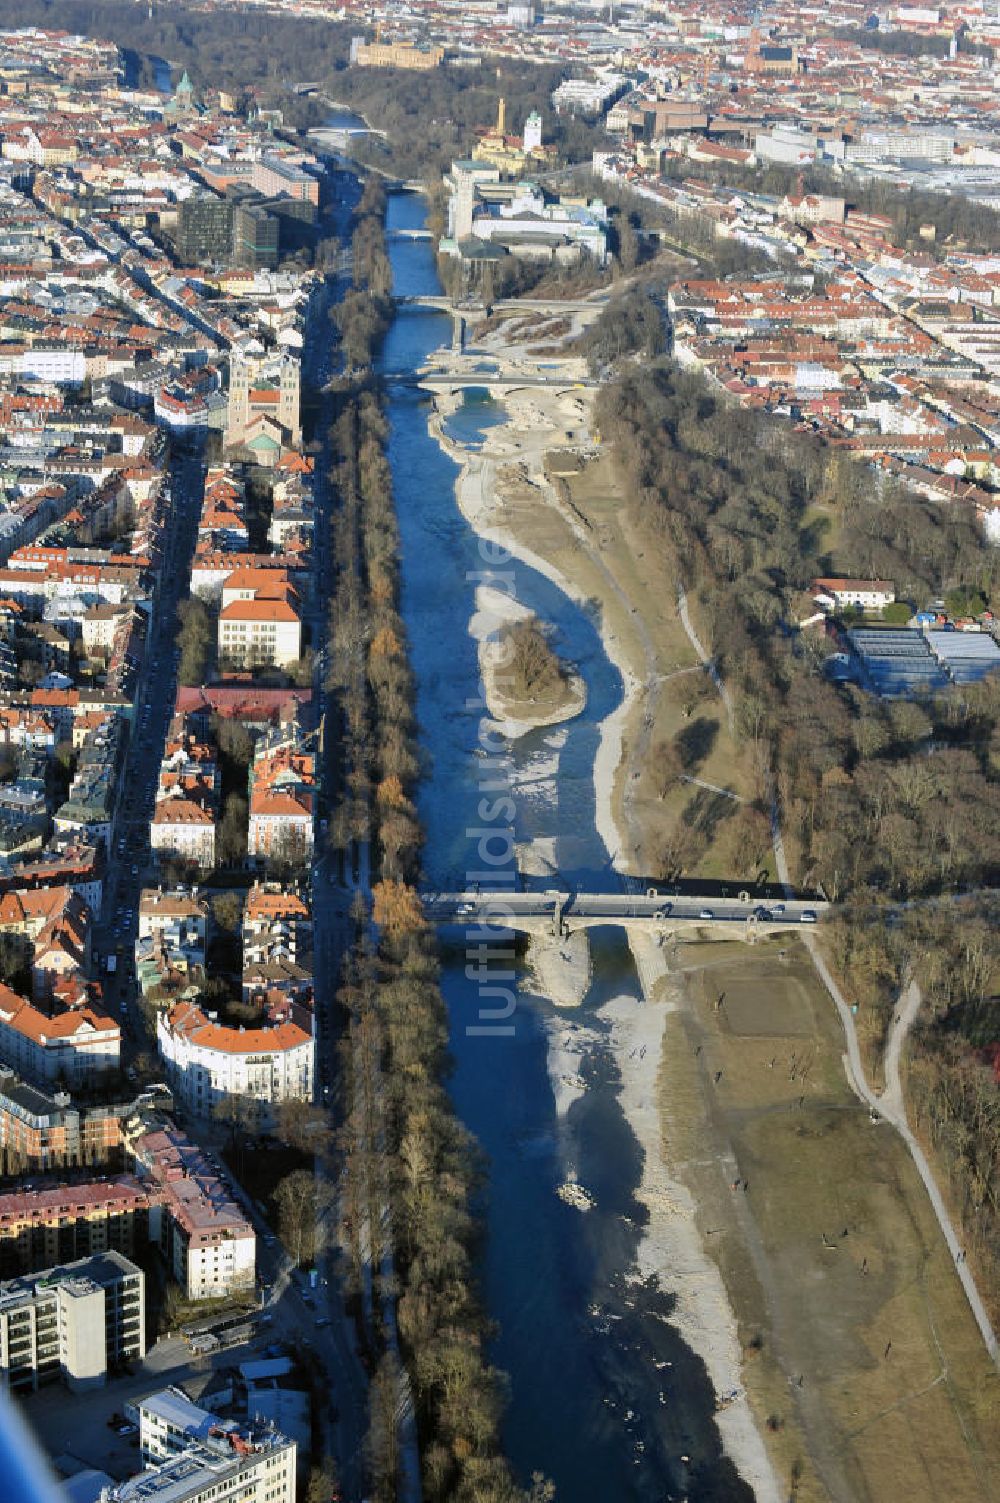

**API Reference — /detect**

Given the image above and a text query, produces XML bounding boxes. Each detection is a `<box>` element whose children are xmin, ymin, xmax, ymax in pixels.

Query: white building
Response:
<box><xmin>137</xmin><ymin>888</ymin><xmax>209</xmax><ymax>966</ymax></box>
<box><xmin>217</xmin><ymin>594</ymin><xmax>302</xmax><ymax>669</ymax></box>
<box><xmin>105</xmin><ymin>1423</ymin><xmax>295</xmax><ymax>1503</ymax></box>
<box><xmin>150</xmin><ymin>796</ymin><xmax>216</xmax><ymax>869</ymax></box>
<box><xmin>812</xmin><ymin>577</ymin><xmax>896</xmax><ymax>611</ymax></box>
<box><xmin>129</xmin><ymin>1123</ymin><xmax>256</xmax><ymax>1301</ymax></box>
<box><xmin>156</xmin><ymin>1000</ymin><xmax>313</xmax><ymax>1118</ymax></box>
<box><xmin>0</xmin><ymin>1251</ymin><xmax>144</xmax><ymax>1393</ymax></box>
<box><xmin>139</xmin><ymin>1388</ymin><xmax>220</xmax><ymax>1463</ymax></box>
<box><xmin>0</xmin><ymin>983</ymin><xmax>120</xmax><ymax>1090</ymax></box>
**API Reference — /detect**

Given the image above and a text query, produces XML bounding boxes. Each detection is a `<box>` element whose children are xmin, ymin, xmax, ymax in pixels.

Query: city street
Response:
<box><xmin>91</xmin><ymin>448</ymin><xmax>205</xmax><ymax>1047</ymax></box>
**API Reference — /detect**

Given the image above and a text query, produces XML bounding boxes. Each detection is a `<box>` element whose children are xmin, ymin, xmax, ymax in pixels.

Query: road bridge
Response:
<box><xmin>398</xmin><ymin>371</ymin><xmax>597</xmax><ymax>393</ymax></box>
<box><xmin>395</xmin><ymin>294</ymin><xmax>607</xmax><ymax>315</ymax></box>
<box><xmin>388</xmin><ymin>228</ymin><xmax>433</xmax><ymax>241</ymax></box>
<box><xmin>421</xmin><ymin>889</ymin><xmax>826</xmax><ymax>940</ymax></box>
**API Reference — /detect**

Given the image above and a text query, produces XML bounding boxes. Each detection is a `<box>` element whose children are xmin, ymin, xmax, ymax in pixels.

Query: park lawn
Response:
<box><xmin>659</xmin><ymin>937</ymin><xmax>1000</xmax><ymax>1503</ymax></box>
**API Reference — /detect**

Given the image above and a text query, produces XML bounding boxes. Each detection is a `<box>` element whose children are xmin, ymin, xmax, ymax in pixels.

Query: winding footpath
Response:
<box><xmin>676</xmin><ymin>580</ymin><xmax>1000</xmax><ymax>1369</ymax></box>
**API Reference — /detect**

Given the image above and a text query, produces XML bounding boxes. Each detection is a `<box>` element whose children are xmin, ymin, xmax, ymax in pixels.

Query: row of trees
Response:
<box><xmin>596</xmin><ymin>347</ymin><xmax>1000</xmax><ymax>1319</ymax></box>
<box><xmin>332</xmin><ymin>177</ymin><xmax>395</xmax><ymax>372</ymax></box>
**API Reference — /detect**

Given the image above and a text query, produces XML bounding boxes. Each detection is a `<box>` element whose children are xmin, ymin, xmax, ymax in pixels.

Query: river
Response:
<box><xmin>379</xmin><ymin>191</ymin><xmax>755</xmax><ymax>1502</ymax></box>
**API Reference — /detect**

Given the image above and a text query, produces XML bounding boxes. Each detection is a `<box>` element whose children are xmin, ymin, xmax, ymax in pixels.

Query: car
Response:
<box><xmin>800</xmin><ymin>910</ymin><xmax>817</xmax><ymax>924</ymax></box>
<box><xmin>456</xmin><ymin>903</ymin><xmax>475</xmax><ymax>916</ymax></box>
<box><xmin>754</xmin><ymin>906</ymin><xmax>772</xmax><ymax>921</ymax></box>
<box><xmin>654</xmin><ymin>903</ymin><xmax>672</xmax><ymax>917</ymax></box>
<box><xmin>772</xmin><ymin>903</ymin><xmax>786</xmax><ymax>915</ymax></box>
<box><xmin>699</xmin><ymin>909</ymin><xmax>714</xmax><ymax>920</ymax></box>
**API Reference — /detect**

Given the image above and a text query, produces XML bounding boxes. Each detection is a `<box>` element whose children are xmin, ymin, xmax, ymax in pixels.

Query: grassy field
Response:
<box><xmin>659</xmin><ymin>936</ymin><xmax>1000</xmax><ymax>1503</ymax></box>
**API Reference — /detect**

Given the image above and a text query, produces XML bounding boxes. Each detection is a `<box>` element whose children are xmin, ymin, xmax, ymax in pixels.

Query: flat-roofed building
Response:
<box><xmin>105</xmin><ymin>1422</ymin><xmax>295</xmax><ymax>1503</ymax></box>
<box><xmin>139</xmin><ymin>1388</ymin><xmax>219</xmax><ymax>1462</ymax></box>
<box><xmin>0</xmin><ymin>1249</ymin><xmax>145</xmax><ymax>1392</ymax></box>
<box><xmin>0</xmin><ymin>1068</ymin><xmax>122</xmax><ymax>1174</ymax></box>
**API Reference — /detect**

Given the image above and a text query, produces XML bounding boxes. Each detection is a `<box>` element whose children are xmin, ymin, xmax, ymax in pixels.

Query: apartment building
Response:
<box><xmin>0</xmin><ymin>1177</ymin><xmax>151</xmax><ymax>1279</ymax></box>
<box><xmin>137</xmin><ymin>889</ymin><xmax>209</xmax><ymax>967</ymax></box>
<box><xmin>106</xmin><ymin>1423</ymin><xmax>295</xmax><ymax>1503</ymax></box>
<box><xmin>0</xmin><ymin>1250</ymin><xmax>145</xmax><ymax>1393</ymax></box>
<box><xmin>0</xmin><ymin>1069</ymin><xmax>122</xmax><ymax>1174</ymax></box>
<box><xmin>149</xmin><ymin>795</ymin><xmax>216</xmax><ymax>869</ymax></box>
<box><xmin>246</xmin><ymin>721</ymin><xmax>315</xmax><ymax>865</ymax></box>
<box><xmin>156</xmin><ymin>1000</ymin><xmax>314</xmax><ymax>1118</ymax></box>
<box><xmin>242</xmin><ymin>884</ymin><xmax>312</xmax><ymax>969</ymax></box>
<box><xmin>0</xmin><ymin>983</ymin><xmax>120</xmax><ymax>1091</ymax></box>
<box><xmin>129</xmin><ymin>1124</ymin><xmax>255</xmax><ymax>1301</ymax></box>
<box><xmin>217</xmin><ymin>572</ymin><xmax>302</xmax><ymax>670</ymax></box>
<box><xmin>251</xmin><ymin>156</ymin><xmax>319</xmax><ymax>208</ymax></box>
<box><xmin>139</xmin><ymin>1388</ymin><xmax>218</xmax><ymax>1462</ymax></box>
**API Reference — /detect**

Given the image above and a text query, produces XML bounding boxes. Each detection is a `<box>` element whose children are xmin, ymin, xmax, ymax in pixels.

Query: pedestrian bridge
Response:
<box><xmin>421</xmin><ymin>889</ymin><xmax>827</xmax><ymax>940</ymax></box>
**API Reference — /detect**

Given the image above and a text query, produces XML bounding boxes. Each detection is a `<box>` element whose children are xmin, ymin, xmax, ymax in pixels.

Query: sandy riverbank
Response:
<box><xmin>424</xmin><ymin>344</ymin><xmax>783</xmax><ymax>1500</ymax></box>
<box><xmin>429</xmin><ymin>402</ymin><xmax>638</xmax><ymax>860</ymax></box>
<box><xmin>470</xmin><ymin>584</ymin><xmax>586</xmax><ymax>739</ymax></box>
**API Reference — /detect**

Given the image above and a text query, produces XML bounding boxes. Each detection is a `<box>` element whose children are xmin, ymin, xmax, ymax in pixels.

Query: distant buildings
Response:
<box><xmin>0</xmin><ymin>1249</ymin><xmax>144</xmax><ymax>1393</ymax></box>
<box><xmin>349</xmin><ymin>36</ymin><xmax>443</xmax><ymax>70</ymax></box>
<box><xmin>443</xmin><ymin>161</ymin><xmax>608</xmax><ymax>267</ymax></box>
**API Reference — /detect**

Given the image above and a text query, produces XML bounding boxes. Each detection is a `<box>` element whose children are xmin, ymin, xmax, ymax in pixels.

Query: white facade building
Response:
<box><xmin>156</xmin><ymin>1001</ymin><xmax>313</xmax><ymax>1117</ymax></box>
<box><xmin>0</xmin><ymin>1251</ymin><xmax>144</xmax><ymax>1393</ymax></box>
<box><xmin>0</xmin><ymin>983</ymin><xmax>120</xmax><ymax>1090</ymax></box>
<box><xmin>149</xmin><ymin>797</ymin><xmax>216</xmax><ymax>868</ymax></box>
<box><xmin>106</xmin><ymin>1425</ymin><xmax>295</xmax><ymax>1503</ymax></box>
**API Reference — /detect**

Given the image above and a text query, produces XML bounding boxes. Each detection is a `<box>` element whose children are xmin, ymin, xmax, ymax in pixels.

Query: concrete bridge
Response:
<box><xmin>402</xmin><ymin>370</ymin><xmax>597</xmax><ymax>394</ymax></box>
<box><xmin>388</xmin><ymin>228</ymin><xmax>433</xmax><ymax>242</ymax></box>
<box><xmin>395</xmin><ymin>294</ymin><xmax>606</xmax><ymax>316</ymax></box>
<box><xmin>421</xmin><ymin>889</ymin><xmax>826</xmax><ymax>940</ymax></box>
<box><xmin>395</xmin><ymin>295</ymin><xmax>454</xmax><ymax>312</ymax></box>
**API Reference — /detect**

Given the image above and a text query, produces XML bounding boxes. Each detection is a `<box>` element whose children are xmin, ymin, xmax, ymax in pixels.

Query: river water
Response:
<box><xmin>379</xmin><ymin>190</ymin><xmax>753</xmax><ymax>1503</ymax></box>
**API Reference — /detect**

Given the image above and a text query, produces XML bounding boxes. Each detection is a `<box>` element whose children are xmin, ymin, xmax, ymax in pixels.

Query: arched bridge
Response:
<box><xmin>421</xmin><ymin>889</ymin><xmax>827</xmax><ymax>940</ymax></box>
